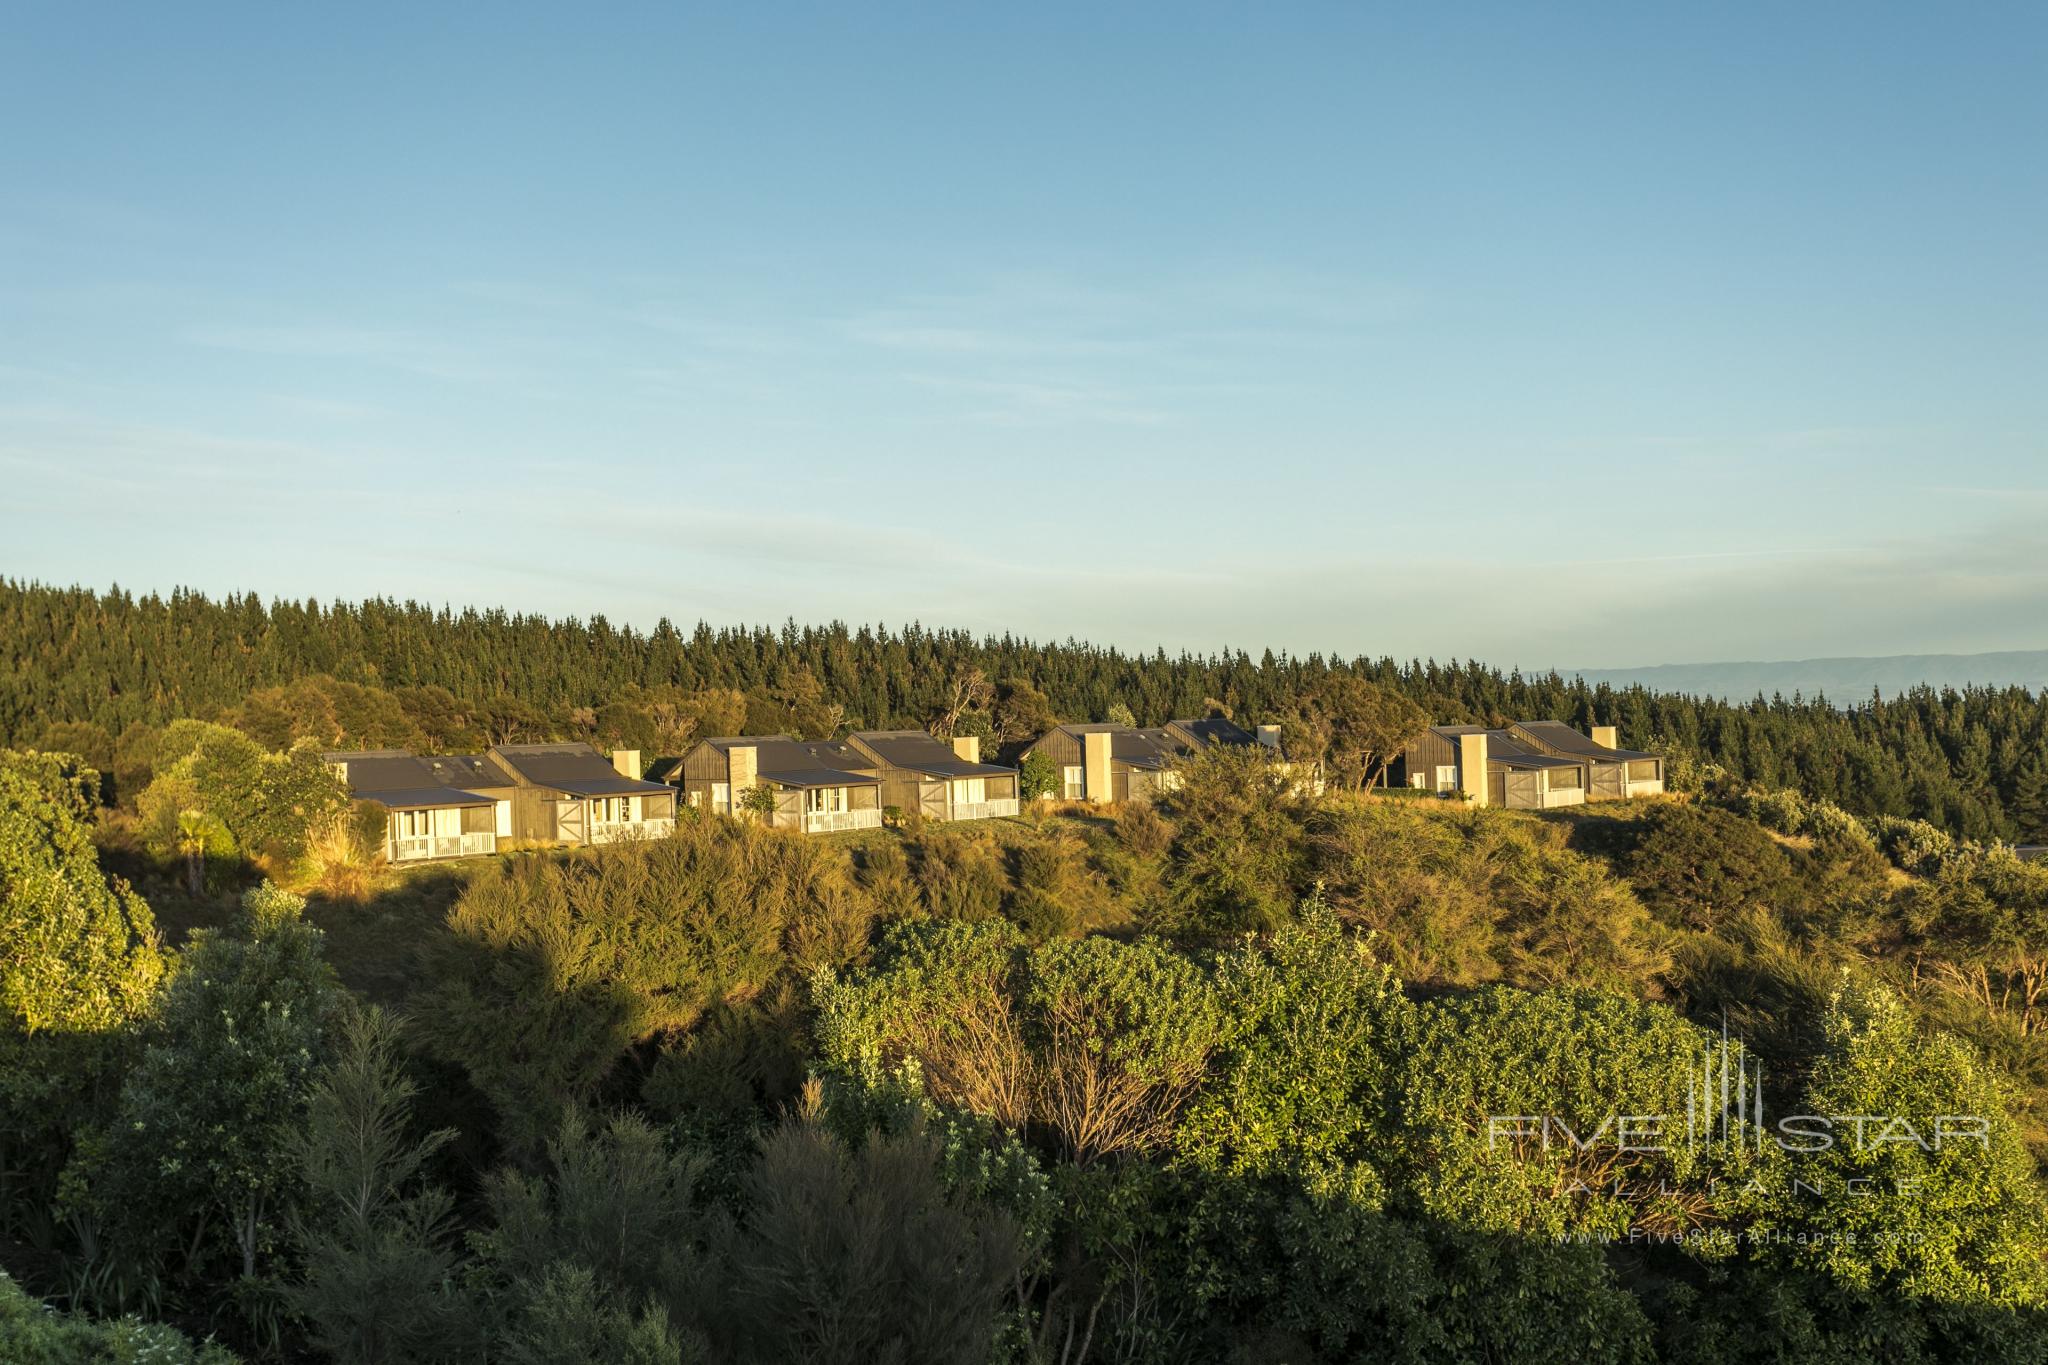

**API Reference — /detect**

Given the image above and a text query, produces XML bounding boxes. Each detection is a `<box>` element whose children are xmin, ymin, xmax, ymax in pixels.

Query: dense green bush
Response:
<box><xmin>64</xmin><ymin>883</ymin><xmax>341</xmax><ymax>1321</ymax></box>
<box><xmin>0</xmin><ymin>1271</ymin><xmax>235</xmax><ymax>1363</ymax></box>
<box><xmin>1308</xmin><ymin>797</ymin><xmax>1665</xmax><ymax>990</ymax></box>
<box><xmin>418</xmin><ymin>824</ymin><xmax>878</xmax><ymax>1156</ymax></box>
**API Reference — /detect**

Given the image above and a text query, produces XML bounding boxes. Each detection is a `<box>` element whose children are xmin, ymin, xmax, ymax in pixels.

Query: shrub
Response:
<box><xmin>1155</xmin><ymin>746</ymin><xmax>1309</xmax><ymax>935</ymax></box>
<box><xmin>0</xmin><ymin>1271</ymin><xmax>235</xmax><ymax>1363</ymax></box>
<box><xmin>911</xmin><ymin>829</ymin><xmax>1008</xmax><ymax>922</ymax></box>
<box><xmin>418</xmin><ymin>825</ymin><xmax>878</xmax><ymax>1156</ymax></box>
<box><xmin>1018</xmin><ymin>752</ymin><xmax>1060</xmax><ymax>803</ymax></box>
<box><xmin>1113</xmin><ymin>800</ymin><xmax>1175</xmax><ymax>860</ymax></box>
<box><xmin>816</xmin><ymin>920</ymin><xmax>1230</xmax><ymax>1162</ymax></box>
<box><xmin>66</xmin><ymin>886</ymin><xmax>341</xmax><ymax>1305</ymax></box>
<box><xmin>1624</xmin><ymin>803</ymin><xmax>1805</xmax><ymax>932</ymax></box>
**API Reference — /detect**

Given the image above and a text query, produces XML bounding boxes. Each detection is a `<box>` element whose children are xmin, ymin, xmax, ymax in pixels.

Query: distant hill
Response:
<box><xmin>1569</xmin><ymin>650</ymin><xmax>2048</xmax><ymax>702</ymax></box>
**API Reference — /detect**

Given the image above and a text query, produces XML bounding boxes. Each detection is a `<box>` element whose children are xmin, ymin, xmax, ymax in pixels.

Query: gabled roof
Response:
<box><xmin>1166</xmin><ymin>717</ymin><xmax>1257</xmax><ymax>748</ymax></box>
<box><xmin>849</xmin><ymin>730</ymin><xmax>1017</xmax><ymax>779</ymax></box>
<box><xmin>323</xmin><ymin>751</ymin><xmax>501</xmax><ymax>809</ymax></box>
<box><xmin>420</xmin><ymin>753</ymin><xmax>517</xmax><ymax>789</ymax></box>
<box><xmin>1422</xmin><ymin>727</ymin><xmax>1584</xmax><ymax>771</ymax></box>
<box><xmin>1113</xmin><ymin>727</ymin><xmax>1185</xmax><ymax>771</ymax></box>
<box><xmin>1511</xmin><ymin>720</ymin><xmax>1658</xmax><ymax>762</ymax></box>
<box><xmin>490</xmin><ymin>742</ymin><xmax>674</xmax><ymax>795</ymax></box>
<box><xmin>1480</xmin><ymin>729</ymin><xmax>1583</xmax><ymax>771</ymax></box>
<box><xmin>644</xmin><ymin>755</ymin><xmax>687</xmax><ymax>784</ymax></box>
<box><xmin>692</xmin><ymin>736</ymin><xmax>882</xmax><ymax>789</ymax></box>
<box><xmin>700</xmin><ymin>734</ymin><xmax>796</xmax><ymax>751</ymax></box>
<box><xmin>1043</xmin><ymin>723</ymin><xmax>1188</xmax><ymax>771</ymax></box>
<box><xmin>324</xmin><ymin>751</ymin><xmax>439</xmax><ymax>791</ymax></box>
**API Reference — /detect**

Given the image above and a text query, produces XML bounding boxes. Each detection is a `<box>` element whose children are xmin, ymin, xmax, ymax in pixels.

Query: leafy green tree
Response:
<box><xmin>1105</xmin><ymin>701</ymin><xmax>1137</xmax><ymax>728</ymax></box>
<box><xmin>1743</xmin><ymin>982</ymin><xmax>2048</xmax><ymax>1310</ymax></box>
<box><xmin>1017</xmin><ymin>750</ymin><xmax>1059</xmax><ymax>802</ymax></box>
<box><xmin>0</xmin><ymin>760</ymin><xmax>163</xmax><ymax>1246</ymax></box>
<box><xmin>67</xmin><ymin>882</ymin><xmax>341</xmax><ymax>1302</ymax></box>
<box><xmin>1288</xmin><ymin>673</ymin><xmax>1429</xmax><ymax>789</ymax></box>
<box><xmin>286</xmin><ymin>1003</ymin><xmax>467</xmax><ymax>1365</ymax></box>
<box><xmin>992</xmin><ymin>677</ymin><xmax>1055</xmax><ymax>748</ymax></box>
<box><xmin>1176</xmin><ymin>894</ymin><xmax>1413</xmax><ymax>1181</ymax></box>
<box><xmin>1395</xmin><ymin>987</ymin><xmax>1731</xmax><ymax>1243</ymax></box>
<box><xmin>1155</xmin><ymin>746</ymin><xmax>1309</xmax><ymax>935</ymax></box>
<box><xmin>0</xmin><ymin>764</ymin><xmax>163</xmax><ymax>1039</ymax></box>
<box><xmin>713</xmin><ymin>1107</ymin><xmax>1027</xmax><ymax>1364</ymax></box>
<box><xmin>0</xmin><ymin>746</ymin><xmax>102</xmax><ymax>818</ymax></box>
<box><xmin>137</xmin><ymin>724</ymin><xmax>348</xmax><ymax>869</ymax></box>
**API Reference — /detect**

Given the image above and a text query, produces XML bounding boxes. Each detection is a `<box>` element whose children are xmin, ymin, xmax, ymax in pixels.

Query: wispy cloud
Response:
<box><xmin>181</xmin><ymin>323</ymin><xmax>526</xmax><ymax>385</ymax></box>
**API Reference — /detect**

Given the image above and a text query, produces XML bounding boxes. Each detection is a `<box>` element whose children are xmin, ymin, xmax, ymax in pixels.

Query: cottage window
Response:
<box><xmin>1062</xmin><ymin>765</ymin><xmax>1084</xmax><ymax>799</ymax></box>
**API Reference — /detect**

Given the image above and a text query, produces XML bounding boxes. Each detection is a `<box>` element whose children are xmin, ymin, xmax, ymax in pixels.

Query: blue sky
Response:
<box><xmin>4</xmin><ymin>2</ymin><xmax>2044</xmax><ymax>669</ymax></box>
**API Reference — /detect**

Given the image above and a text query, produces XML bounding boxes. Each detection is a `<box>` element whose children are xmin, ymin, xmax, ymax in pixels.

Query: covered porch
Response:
<box><xmin>550</xmin><ymin>786</ymin><xmax>679</xmax><ymax>845</ymax></box>
<box><xmin>375</xmin><ymin>790</ymin><xmax>501</xmax><ymax>862</ymax></box>
<box><xmin>766</xmin><ymin>775</ymin><xmax>884</xmax><ymax>834</ymax></box>
<box><xmin>1489</xmin><ymin>758</ymin><xmax>1587</xmax><ymax>810</ymax></box>
<box><xmin>913</xmin><ymin>770</ymin><xmax>1022</xmax><ymax>821</ymax></box>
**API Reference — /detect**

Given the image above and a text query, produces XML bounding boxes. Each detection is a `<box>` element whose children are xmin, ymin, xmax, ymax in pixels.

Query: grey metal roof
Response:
<box><xmin>851</xmin><ymin>730</ymin><xmax>1016</xmax><ymax>779</ymax></box>
<box><xmin>351</xmin><ymin>785</ymin><xmax>497</xmax><ymax>810</ymax></box>
<box><xmin>1114</xmin><ymin>728</ymin><xmax>1185</xmax><ymax>770</ymax></box>
<box><xmin>490</xmin><ymin>742</ymin><xmax>672</xmax><ymax>795</ymax></box>
<box><xmin>1512</xmin><ymin>720</ymin><xmax>1656</xmax><ymax>762</ymax></box>
<box><xmin>420</xmin><ymin>753</ymin><xmax>517</xmax><ymax>788</ymax></box>
<box><xmin>1421</xmin><ymin>728</ymin><xmax>1582</xmax><ymax>771</ymax></box>
<box><xmin>325</xmin><ymin>752</ymin><xmax>441</xmax><ymax>792</ymax></box>
<box><xmin>702</xmin><ymin>734</ymin><xmax>796</xmax><ymax>751</ymax></box>
<box><xmin>1168</xmin><ymin>717</ymin><xmax>1257</xmax><ymax>748</ymax></box>
<box><xmin>1481</xmin><ymin>730</ymin><xmax>1583</xmax><ymax>771</ymax></box>
<box><xmin>749</xmin><ymin>738</ymin><xmax>882</xmax><ymax>789</ymax></box>
<box><xmin>1048</xmin><ymin>723</ymin><xmax>1188</xmax><ymax>770</ymax></box>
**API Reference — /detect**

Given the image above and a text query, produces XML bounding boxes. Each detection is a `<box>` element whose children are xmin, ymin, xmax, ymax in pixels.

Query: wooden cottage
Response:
<box><xmin>482</xmin><ymin>742</ymin><xmax>679</xmax><ymax>844</ymax></box>
<box><xmin>663</xmin><ymin>736</ymin><xmax>884</xmax><ymax>834</ymax></box>
<box><xmin>325</xmin><ymin>750</ymin><xmax>506</xmax><ymax>863</ymax></box>
<box><xmin>843</xmin><ymin>731</ymin><xmax>1021</xmax><ymax>821</ymax></box>
<box><xmin>1024</xmin><ymin>717</ymin><xmax>1273</xmax><ymax>804</ymax></box>
<box><xmin>1504</xmin><ymin>721</ymin><xmax>1666</xmax><ymax>799</ymax></box>
<box><xmin>1394</xmin><ymin>726</ymin><xmax>1587</xmax><ymax>810</ymax></box>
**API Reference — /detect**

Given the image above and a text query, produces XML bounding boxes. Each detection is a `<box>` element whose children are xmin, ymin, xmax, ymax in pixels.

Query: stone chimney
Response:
<box><xmin>951</xmin><ymin>734</ymin><xmax>981</xmax><ymax>763</ymax></box>
<box><xmin>728</xmin><ymin>744</ymin><xmax>757</xmax><ymax>801</ymax></box>
<box><xmin>1256</xmin><ymin>724</ymin><xmax>1282</xmax><ymax>751</ymax></box>
<box><xmin>1457</xmin><ymin>731</ymin><xmax>1489</xmax><ymax>806</ymax></box>
<box><xmin>1589</xmin><ymin>725</ymin><xmax>1619</xmax><ymax>751</ymax></box>
<box><xmin>1083</xmin><ymin>730</ymin><xmax>1115</xmax><ymax>804</ymax></box>
<box><xmin>611</xmin><ymin>748</ymin><xmax>641</xmax><ymax>779</ymax></box>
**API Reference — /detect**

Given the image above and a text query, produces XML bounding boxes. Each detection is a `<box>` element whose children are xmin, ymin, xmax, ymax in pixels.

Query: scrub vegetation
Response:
<box><xmin>4</xmin><ymin>583</ymin><xmax>2048</xmax><ymax>1361</ymax></box>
